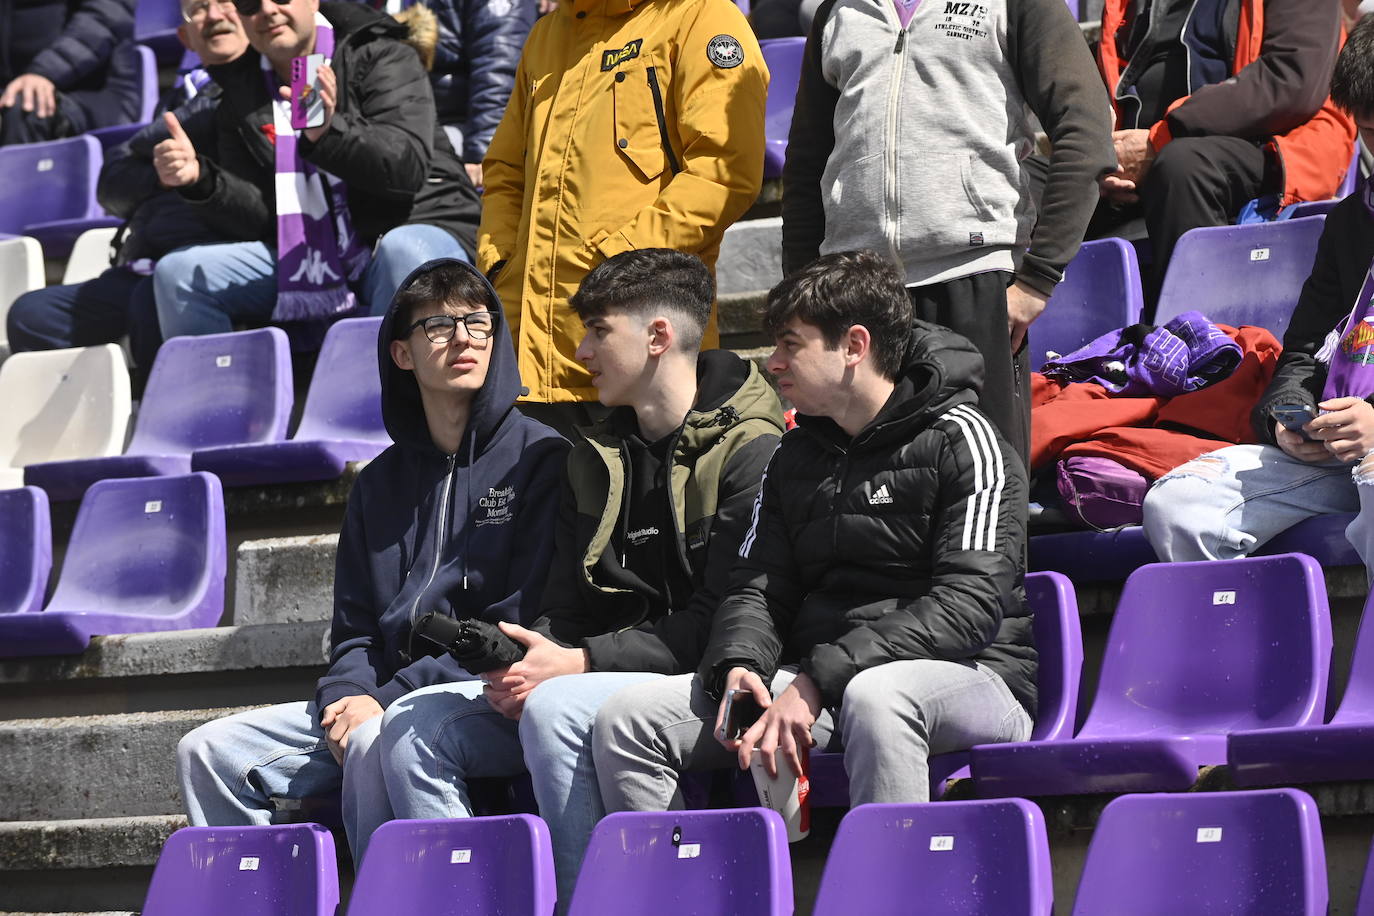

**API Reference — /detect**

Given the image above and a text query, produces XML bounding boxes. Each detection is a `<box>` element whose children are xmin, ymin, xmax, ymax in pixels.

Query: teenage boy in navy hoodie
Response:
<box><xmin>176</xmin><ymin>259</ymin><xmax>568</xmax><ymax>866</ymax></box>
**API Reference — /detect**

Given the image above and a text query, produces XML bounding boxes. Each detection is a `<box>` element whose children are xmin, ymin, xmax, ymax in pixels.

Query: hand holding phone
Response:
<box><xmin>290</xmin><ymin>53</ymin><xmax>326</xmax><ymax>130</ymax></box>
<box><xmin>719</xmin><ymin>687</ymin><xmax>764</xmax><ymax>741</ymax></box>
<box><xmin>1270</xmin><ymin>403</ymin><xmax>1318</xmax><ymax>441</ymax></box>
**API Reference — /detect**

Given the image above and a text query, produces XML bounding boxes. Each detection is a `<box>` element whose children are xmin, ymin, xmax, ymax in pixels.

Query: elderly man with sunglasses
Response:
<box><xmin>177</xmin><ymin>258</ymin><xmax>569</xmax><ymax>868</ymax></box>
<box><xmin>151</xmin><ymin>0</ymin><xmax>481</xmax><ymax>341</ymax></box>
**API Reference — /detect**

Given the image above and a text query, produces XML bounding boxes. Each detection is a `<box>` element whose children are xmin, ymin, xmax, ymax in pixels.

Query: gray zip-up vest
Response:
<box><xmin>817</xmin><ymin>0</ymin><xmax>1037</xmax><ymax>287</ymax></box>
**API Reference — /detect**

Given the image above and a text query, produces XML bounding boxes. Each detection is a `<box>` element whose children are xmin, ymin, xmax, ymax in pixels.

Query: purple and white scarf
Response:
<box><xmin>1317</xmin><ymin>174</ymin><xmax>1374</xmax><ymax>401</ymax></box>
<box><xmin>265</xmin><ymin>12</ymin><xmax>370</xmax><ymax>322</ymax></box>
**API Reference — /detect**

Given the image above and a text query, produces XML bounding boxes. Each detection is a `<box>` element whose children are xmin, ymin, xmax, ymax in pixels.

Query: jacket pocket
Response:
<box><xmin>960</xmin><ymin>153</ymin><xmax>996</xmax><ymax>222</ymax></box>
<box><xmin>612</xmin><ymin>62</ymin><xmax>674</xmax><ymax>182</ymax></box>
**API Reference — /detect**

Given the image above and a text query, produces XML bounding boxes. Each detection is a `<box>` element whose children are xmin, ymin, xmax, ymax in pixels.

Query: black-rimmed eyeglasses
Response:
<box><xmin>400</xmin><ymin>311</ymin><xmax>499</xmax><ymax>343</ymax></box>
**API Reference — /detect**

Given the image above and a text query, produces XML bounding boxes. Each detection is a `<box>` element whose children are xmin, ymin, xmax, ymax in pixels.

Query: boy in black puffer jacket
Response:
<box><xmin>593</xmin><ymin>249</ymin><xmax>1034</xmax><ymax>811</ymax></box>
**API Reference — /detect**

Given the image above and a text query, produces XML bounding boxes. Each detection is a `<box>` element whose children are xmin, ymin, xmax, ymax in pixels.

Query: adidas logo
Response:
<box><xmin>869</xmin><ymin>484</ymin><xmax>893</xmax><ymax>505</ymax></box>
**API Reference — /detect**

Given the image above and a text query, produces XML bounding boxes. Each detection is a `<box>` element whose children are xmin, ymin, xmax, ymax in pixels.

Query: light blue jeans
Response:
<box><xmin>153</xmin><ymin>224</ymin><xmax>468</xmax><ymax>338</ymax></box>
<box><xmin>378</xmin><ymin>672</ymin><xmax>664</xmax><ymax>911</ymax></box>
<box><xmin>176</xmin><ymin>700</ymin><xmax>393</xmax><ymax>865</ymax></box>
<box><xmin>1142</xmin><ymin>443</ymin><xmax>1374</xmax><ymax>578</ymax></box>
<box><xmin>593</xmin><ymin>661</ymin><xmax>1032</xmax><ymax>813</ymax></box>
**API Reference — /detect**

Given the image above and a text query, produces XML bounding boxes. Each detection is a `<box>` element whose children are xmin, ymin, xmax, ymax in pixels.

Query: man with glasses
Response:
<box><xmin>177</xmin><ymin>258</ymin><xmax>569</xmax><ymax>868</ymax></box>
<box><xmin>151</xmin><ymin>0</ymin><xmax>482</xmax><ymax>343</ymax></box>
<box><xmin>6</xmin><ymin>0</ymin><xmax>247</xmax><ymax>385</ymax></box>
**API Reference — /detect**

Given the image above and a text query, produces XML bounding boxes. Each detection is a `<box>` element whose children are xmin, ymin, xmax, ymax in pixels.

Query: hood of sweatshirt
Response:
<box><xmin>378</xmin><ymin>257</ymin><xmax>525</xmax><ymax>456</ymax></box>
<box><xmin>314</xmin><ymin>259</ymin><xmax>569</xmax><ymax>720</ymax></box>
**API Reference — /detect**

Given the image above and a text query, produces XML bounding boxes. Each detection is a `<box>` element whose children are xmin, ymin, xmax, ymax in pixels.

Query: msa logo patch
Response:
<box><xmin>968</xmin><ymin>231</ymin><xmax>984</xmax><ymax>246</ymax></box>
<box><xmin>706</xmin><ymin>34</ymin><xmax>744</xmax><ymax>69</ymax></box>
<box><xmin>601</xmin><ymin>38</ymin><xmax>643</xmax><ymax>71</ymax></box>
<box><xmin>869</xmin><ymin>484</ymin><xmax>894</xmax><ymax>505</ymax></box>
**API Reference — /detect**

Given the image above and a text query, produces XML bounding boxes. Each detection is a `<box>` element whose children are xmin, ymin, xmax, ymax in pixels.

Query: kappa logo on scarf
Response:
<box><xmin>476</xmin><ymin>486</ymin><xmax>517</xmax><ymax>527</ymax></box>
<box><xmin>1340</xmin><ymin>316</ymin><xmax>1374</xmax><ymax>365</ymax></box>
<box><xmin>288</xmin><ymin>248</ymin><xmax>341</xmax><ymax>284</ymax></box>
<box><xmin>601</xmin><ymin>38</ymin><xmax>644</xmax><ymax>71</ymax></box>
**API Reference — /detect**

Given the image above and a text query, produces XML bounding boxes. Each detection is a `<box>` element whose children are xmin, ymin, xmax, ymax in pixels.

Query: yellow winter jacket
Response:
<box><xmin>477</xmin><ymin>0</ymin><xmax>768</xmax><ymax>404</ymax></box>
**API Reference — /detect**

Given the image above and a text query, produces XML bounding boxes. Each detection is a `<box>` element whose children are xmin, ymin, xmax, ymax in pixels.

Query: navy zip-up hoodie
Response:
<box><xmin>314</xmin><ymin>259</ymin><xmax>569</xmax><ymax>723</ymax></box>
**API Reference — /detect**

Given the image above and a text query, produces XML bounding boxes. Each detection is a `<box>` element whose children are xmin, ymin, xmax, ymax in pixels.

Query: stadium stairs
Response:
<box><xmin>5</xmin><ymin>211</ymin><xmax>1374</xmax><ymax>913</ymax></box>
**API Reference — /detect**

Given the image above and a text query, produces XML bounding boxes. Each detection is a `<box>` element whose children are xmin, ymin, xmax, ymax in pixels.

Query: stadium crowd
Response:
<box><xmin>2</xmin><ymin>0</ymin><xmax>1374</xmax><ymax>909</ymax></box>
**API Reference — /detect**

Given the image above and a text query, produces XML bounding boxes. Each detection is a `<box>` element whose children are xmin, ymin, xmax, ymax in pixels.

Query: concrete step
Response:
<box><xmin>716</xmin><ymin>216</ymin><xmax>781</xmax><ymax>299</ymax></box>
<box><xmin>0</xmin><ymin>815</ymin><xmax>182</xmax><ymax>912</ymax></box>
<box><xmin>234</xmin><ymin>533</ymin><xmax>337</xmax><ymax>627</ymax></box>
<box><xmin>0</xmin><ymin>621</ymin><xmax>327</xmax><ymax>720</ymax></box>
<box><xmin>0</xmin><ymin>707</ymin><xmax>262</xmax><ymax>822</ymax></box>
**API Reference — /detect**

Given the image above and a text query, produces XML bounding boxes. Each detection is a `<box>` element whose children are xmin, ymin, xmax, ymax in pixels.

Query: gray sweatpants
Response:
<box><xmin>592</xmin><ymin>660</ymin><xmax>1031</xmax><ymax>812</ymax></box>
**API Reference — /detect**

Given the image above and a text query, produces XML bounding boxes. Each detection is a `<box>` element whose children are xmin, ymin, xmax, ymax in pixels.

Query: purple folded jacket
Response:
<box><xmin>1042</xmin><ymin>310</ymin><xmax>1242</xmax><ymax>397</ymax></box>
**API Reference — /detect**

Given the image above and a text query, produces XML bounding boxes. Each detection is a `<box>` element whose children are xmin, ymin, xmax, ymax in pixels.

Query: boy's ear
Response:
<box><xmin>647</xmin><ymin>316</ymin><xmax>674</xmax><ymax>357</ymax></box>
<box><xmin>844</xmin><ymin>324</ymin><xmax>872</xmax><ymax>368</ymax></box>
<box><xmin>389</xmin><ymin>338</ymin><xmax>415</xmax><ymax>371</ymax></box>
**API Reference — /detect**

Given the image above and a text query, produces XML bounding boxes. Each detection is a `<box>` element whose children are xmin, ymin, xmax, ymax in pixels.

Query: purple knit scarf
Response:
<box><xmin>265</xmin><ymin>13</ymin><xmax>370</xmax><ymax>322</ymax></box>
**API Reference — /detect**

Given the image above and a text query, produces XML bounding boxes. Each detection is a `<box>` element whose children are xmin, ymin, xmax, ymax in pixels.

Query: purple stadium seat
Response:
<box><xmin>1228</xmin><ymin>588</ymin><xmax>1374</xmax><ymax>786</ymax></box>
<box><xmin>348</xmin><ymin>815</ymin><xmax>555</xmax><ymax>916</ymax></box>
<box><xmin>0</xmin><ymin>135</ymin><xmax>102</xmax><ymax>236</ymax></box>
<box><xmin>1284</xmin><ymin>198</ymin><xmax>1341</xmax><ymax>220</ymax></box>
<box><xmin>760</xmin><ymin>38</ymin><xmax>803</xmax><ymax>180</ymax></box>
<box><xmin>87</xmin><ymin>121</ymin><xmax>147</xmax><ymax>152</ymax></box>
<box><xmin>813</xmin><ymin>800</ymin><xmax>1052</xmax><ymax>916</ymax></box>
<box><xmin>569</xmin><ymin>808</ymin><xmax>792</xmax><ymax>916</ymax></box>
<box><xmin>26</xmin><ymin>328</ymin><xmax>293</xmax><ymax>501</ymax></box>
<box><xmin>143</xmin><ymin>824</ymin><xmax>339</xmax><ymax>916</ymax></box>
<box><xmin>0</xmin><ymin>487</ymin><xmax>50</xmax><ymax>616</ymax></box>
<box><xmin>136</xmin><ymin>0</ymin><xmax>188</xmax><ymax>65</ymax></box>
<box><xmin>1029</xmin><ymin>513</ymin><xmax>1360</xmax><ymax>583</ymax></box>
<box><xmin>1358</xmin><ymin>839</ymin><xmax>1374</xmax><ymax>916</ymax></box>
<box><xmin>1154</xmin><ymin>216</ymin><xmax>1327</xmax><ymax>335</ymax></box>
<box><xmin>798</xmin><ymin>571</ymin><xmax>1083</xmax><ymax>807</ymax></box>
<box><xmin>972</xmin><ymin>554</ymin><xmax>1331</xmax><ymax>797</ymax></box>
<box><xmin>1071</xmin><ymin>789</ymin><xmax>1327</xmax><ymax>915</ymax></box>
<box><xmin>193</xmin><ymin>317</ymin><xmax>388</xmax><ymax>486</ymax></box>
<box><xmin>0</xmin><ymin>473</ymin><xmax>225</xmax><ymax>658</ymax></box>
<box><xmin>1027</xmin><ymin>238</ymin><xmax>1145</xmax><ymax>373</ymax></box>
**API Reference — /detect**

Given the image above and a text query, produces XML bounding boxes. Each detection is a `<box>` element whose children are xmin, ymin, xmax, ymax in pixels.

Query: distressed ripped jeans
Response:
<box><xmin>1142</xmin><ymin>443</ymin><xmax>1374</xmax><ymax>582</ymax></box>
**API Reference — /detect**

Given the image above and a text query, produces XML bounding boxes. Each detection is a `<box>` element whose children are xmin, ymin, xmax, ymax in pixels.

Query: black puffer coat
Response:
<box><xmin>699</xmin><ymin>321</ymin><xmax>1035</xmax><ymax>714</ymax></box>
<box><xmin>428</xmin><ymin>0</ymin><xmax>535</xmax><ymax>164</ymax></box>
<box><xmin>180</xmin><ymin>1</ymin><xmax>480</xmax><ymax>253</ymax></box>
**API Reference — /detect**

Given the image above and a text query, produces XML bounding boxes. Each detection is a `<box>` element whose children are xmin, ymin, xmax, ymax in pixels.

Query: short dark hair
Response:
<box><xmin>391</xmin><ymin>261</ymin><xmax>492</xmax><ymax>338</ymax></box>
<box><xmin>763</xmin><ymin>250</ymin><xmax>912</xmax><ymax>379</ymax></box>
<box><xmin>569</xmin><ymin>248</ymin><xmax>715</xmax><ymax>352</ymax></box>
<box><xmin>1332</xmin><ymin>16</ymin><xmax>1374</xmax><ymax>121</ymax></box>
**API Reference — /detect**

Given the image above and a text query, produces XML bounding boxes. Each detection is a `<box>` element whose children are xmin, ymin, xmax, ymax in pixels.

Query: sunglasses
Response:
<box><xmin>231</xmin><ymin>0</ymin><xmax>264</xmax><ymax>16</ymax></box>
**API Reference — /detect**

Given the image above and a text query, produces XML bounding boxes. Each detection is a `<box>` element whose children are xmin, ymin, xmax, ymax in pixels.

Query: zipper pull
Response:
<box><xmin>894</xmin><ymin>30</ymin><xmax>906</xmax><ymax>54</ymax></box>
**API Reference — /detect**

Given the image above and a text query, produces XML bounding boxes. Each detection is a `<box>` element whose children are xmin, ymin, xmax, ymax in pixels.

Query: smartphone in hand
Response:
<box><xmin>290</xmin><ymin>53</ymin><xmax>326</xmax><ymax>130</ymax></box>
<box><xmin>720</xmin><ymin>687</ymin><xmax>765</xmax><ymax>741</ymax></box>
<box><xmin>1270</xmin><ymin>403</ymin><xmax>1318</xmax><ymax>441</ymax></box>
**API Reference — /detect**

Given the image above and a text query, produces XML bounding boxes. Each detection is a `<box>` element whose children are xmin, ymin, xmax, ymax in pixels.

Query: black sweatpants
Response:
<box><xmin>907</xmin><ymin>271</ymin><xmax>1029</xmax><ymax>469</ymax></box>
